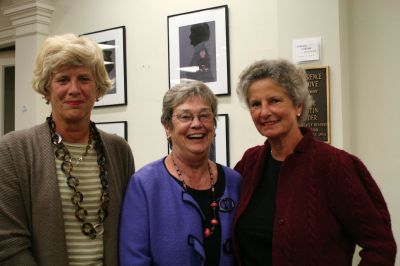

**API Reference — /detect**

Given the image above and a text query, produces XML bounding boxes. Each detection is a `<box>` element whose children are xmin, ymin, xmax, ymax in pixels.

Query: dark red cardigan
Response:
<box><xmin>233</xmin><ymin>128</ymin><xmax>396</xmax><ymax>265</ymax></box>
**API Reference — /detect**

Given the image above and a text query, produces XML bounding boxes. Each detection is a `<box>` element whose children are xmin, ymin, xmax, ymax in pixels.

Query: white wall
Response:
<box><xmin>349</xmin><ymin>0</ymin><xmax>400</xmax><ymax>263</ymax></box>
<box><xmin>277</xmin><ymin>0</ymin><xmax>346</xmax><ymax>149</ymax></box>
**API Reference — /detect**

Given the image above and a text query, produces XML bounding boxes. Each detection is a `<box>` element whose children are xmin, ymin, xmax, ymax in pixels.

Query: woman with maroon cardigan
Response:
<box><xmin>232</xmin><ymin>59</ymin><xmax>396</xmax><ymax>265</ymax></box>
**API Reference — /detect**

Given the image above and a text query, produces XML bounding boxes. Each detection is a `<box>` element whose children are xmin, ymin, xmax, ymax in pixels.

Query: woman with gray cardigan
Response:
<box><xmin>0</xmin><ymin>33</ymin><xmax>135</xmax><ymax>265</ymax></box>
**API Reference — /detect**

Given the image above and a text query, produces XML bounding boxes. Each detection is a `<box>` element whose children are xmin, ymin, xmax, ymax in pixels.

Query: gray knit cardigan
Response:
<box><xmin>0</xmin><ymin>122</ymin><xmax>135</xmax><ymax>266</ymax></box>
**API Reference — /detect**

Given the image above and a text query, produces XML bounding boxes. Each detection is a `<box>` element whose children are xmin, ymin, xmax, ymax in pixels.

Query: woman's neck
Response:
<box><xmin>167</xmin><ymin>152</ymin><xmax>214</xmax><ymax>190</ymax></box>
<box><xmin>269</xmin><ymin>127</ymin><xmax>303</xmax><ymax>161</ymax></box>
<box><xmin>52</xmin><ymin>117</ymin><xmax>90</xmax><ymax>144</ymax></box>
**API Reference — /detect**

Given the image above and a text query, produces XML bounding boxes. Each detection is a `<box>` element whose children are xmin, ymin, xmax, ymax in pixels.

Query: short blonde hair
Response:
<box><xmin>32</xmin><ymin>33</ymin><xmax>112</xmax><ymax>99</ymax></box>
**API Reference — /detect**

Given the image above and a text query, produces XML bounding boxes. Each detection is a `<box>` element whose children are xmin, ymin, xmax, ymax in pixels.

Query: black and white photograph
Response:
<box><xmin>212</xmin><ymin>113</ymin><xmax>229</xmax><ymax>166</ymax></box>
<box><xmin>168</xmin><ymin>5</ymin><xmax>230</xmax><ymax>95</ymax></box>
<box><xmin>82</xmin><ymin>26</ymin><xmax>127</xmax><ymax>107</ymax></box>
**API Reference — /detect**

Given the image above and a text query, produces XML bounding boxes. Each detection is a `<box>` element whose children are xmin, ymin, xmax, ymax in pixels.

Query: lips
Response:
<box><xmin>187</xmin><ymin>133</ymin><xmax>206</xmax><ymax>139</ymax></box>
<box><xmin>65</xmin><ymin>100</ymin><xmax>83</xmax><ymax>106</ymax></box>
<box><xmin>262</xmin><ymin>120</ymin><xmax>277</xmax><ymax>126</ymax></box>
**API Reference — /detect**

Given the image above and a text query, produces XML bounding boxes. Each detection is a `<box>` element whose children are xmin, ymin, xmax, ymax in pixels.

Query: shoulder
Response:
<box><xmin>306</xmin><ymin>140</ymin><xmax>372</xmax><ymax>183</ymax></box>
<box><xmin>98</xmin><ymin>129</ymin><xmax>129</xmax><ymax>147</ymax></box>
<box><xmin>98</xmin><ymin>129</ymin><xmax>133</xmax><ymax>158</ymax></box>
<box><xmin>0</xmin><ymin>123</ymin><xmax>49</xmax><ymax>149</ymax></box>
<box><xmin>132</xmin><ymin>158</ymin><xmax>168</xmax><ymax>183</ymax></box>
<box><xmin>243</xmin><ymin>144</ymin><xmax>265</xmax><ymax>154</ymax></box>
<box><xmin>220</xmin><ymin>165</ymin><xmax>242</xmax><ymax>181</ymax></box>
<box><xmin>240</xmin><ymin>144</ymin><xmax>266</xmax><ymax>161</ymax></box>
<box><xmin>218</xmin><ymin>164</ymin><xmax>242</xmax><ymax>193</ymax></box>
<box><xmin>311</xmin><ymin>140</ymin><xmax>355</xmax><ymax>164</ymax></box>
<box><xmin>126</xmin><ymin>158</ymin><xmax>173</xmax><ymax>195</ymax></box>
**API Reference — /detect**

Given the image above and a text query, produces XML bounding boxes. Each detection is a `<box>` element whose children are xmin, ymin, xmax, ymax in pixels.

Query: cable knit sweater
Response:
<box><xmin>0</xmin><ymin>122</ymin><xmax>135</xmax><ymax>266</ymax></box>
<box><xmin>232</xmin><ymin>127</ymin><xmax>396</xmax><ymax>266</ymax></box>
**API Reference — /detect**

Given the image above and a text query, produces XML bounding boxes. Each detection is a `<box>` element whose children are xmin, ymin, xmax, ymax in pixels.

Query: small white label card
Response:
<box><xmin>293</xmin><ymin>37</ymin><xmax>321</xmax><ymax>63</ymax></box>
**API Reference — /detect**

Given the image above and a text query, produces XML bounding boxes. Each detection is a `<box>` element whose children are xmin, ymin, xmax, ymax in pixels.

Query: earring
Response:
<box><xmin>297</xmin><ymin>113</ymin><xmax>301</xmax><ymax>117</ymax></box>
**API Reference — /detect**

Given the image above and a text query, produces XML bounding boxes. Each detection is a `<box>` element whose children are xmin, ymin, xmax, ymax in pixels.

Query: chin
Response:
<box><xmin>260</xmin><ymin>129</ymin><xmax>282</xmax><ymax>139</ymax></box>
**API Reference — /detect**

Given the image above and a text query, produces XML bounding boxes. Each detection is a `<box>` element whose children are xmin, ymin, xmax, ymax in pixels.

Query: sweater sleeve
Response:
<box><xmin>119</xmin><ymin>173</ymin><xmax>152</xmax><ymax>266</ymax></box>
<box><xmin>328</xmin><ymin>151</ymin><xmax>396</xmax><ymax>265</ymax></box>
<box><xmin>234</xmin><ymin>156</ymin><xmax>244</xmax><ymax>175</ymax></box>
<box><xmin>0</xmin><ymin>136</ymin><xmax>37</xmax><ymax>265</ymax></box>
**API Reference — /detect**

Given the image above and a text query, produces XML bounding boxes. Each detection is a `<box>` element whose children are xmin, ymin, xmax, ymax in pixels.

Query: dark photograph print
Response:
<box><xmin>179</xmin><ymin>21</ymin><xmax>217</xmax><ymax>83</ymax></box>
<box><xmin>101</xmin><ymin>40</ymin><xmax>117</xmax><ymax>94</ymax></box>
<box><xmin>168</xmin><ymin>5</ymin><xmax>230</xmax><ymax>96</ymax></box>
<box><xmin>82</xmin><ymin>26</ymin><xmax>127</xmax><ymax>107</ymax></box>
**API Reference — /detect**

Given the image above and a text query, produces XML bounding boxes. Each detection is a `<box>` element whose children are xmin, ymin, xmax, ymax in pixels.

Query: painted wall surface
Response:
<box><xmin>277</xmin><ymin>0</ymin><xmax>345</xmax><ymax>148</ymax></box>
<box><xmin>348</xmin><ymin>0</ymin><xmax>400</xmax><ymax>263</ymax></box>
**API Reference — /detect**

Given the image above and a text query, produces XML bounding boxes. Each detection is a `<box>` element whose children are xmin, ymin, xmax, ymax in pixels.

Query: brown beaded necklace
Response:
<box><xmin>47</xmin><ymin>116</ymin><xmax>109</xmax><ymax>239</ymax></box>
<box><xmin>171</xmin><ymin>152</ymin><xmax>219</xmax><ymax>238</ymax></box>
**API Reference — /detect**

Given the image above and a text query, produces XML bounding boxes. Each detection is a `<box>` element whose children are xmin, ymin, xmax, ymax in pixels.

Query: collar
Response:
<box><xmin>264</xmin><ymin>127</ymin><xmax>315</xmax><ymax>154</ymax></box>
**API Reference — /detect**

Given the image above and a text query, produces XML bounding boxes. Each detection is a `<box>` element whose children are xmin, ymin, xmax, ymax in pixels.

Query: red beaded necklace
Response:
<box><xmin>171</xmin><ymin>153</ymin><xmax>219</xmax><ymax>238</ymax></box>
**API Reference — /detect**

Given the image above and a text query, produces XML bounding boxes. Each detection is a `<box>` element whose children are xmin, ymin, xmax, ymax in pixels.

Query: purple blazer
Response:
<box><xmin>119</xmin><ymin>158</ymin><xmax>242</xmax><ymax>266</ymax></box>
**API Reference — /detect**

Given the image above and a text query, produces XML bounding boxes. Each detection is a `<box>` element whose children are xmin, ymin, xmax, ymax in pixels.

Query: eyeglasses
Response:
<box><xmin>173</xmin><ymin>112</ymin><xmax>214</xmax><ymax>123</ymax></box>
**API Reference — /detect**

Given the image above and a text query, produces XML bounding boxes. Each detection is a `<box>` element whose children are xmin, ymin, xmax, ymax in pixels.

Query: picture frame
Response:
<box><xmin>96</xmin><ymin>121</ymin><xmax>128</xmax><ymax>141</ymax></box>
<box><xmin>168</xmin><ymin>5</ymin><xmax>230</xmax><ymax>96</ymax></box>
<box><xmin>81</xmin><ymin>26</ymin><xmax>127</xmax><ymax>107</ymax></box>
<box><xmin>213</xmin><ymin>114</ymin><xmax>230</xmax><ymax>166</ymax></box>
<box><xmin>303</xmin><ymin>66</ymin><xmax>330</xmax><ymax>143</ymax></box>
<box><xmin>166</xmin><ymin>114</ymin><xmax>230</xmax><ymax>166</ymax></box>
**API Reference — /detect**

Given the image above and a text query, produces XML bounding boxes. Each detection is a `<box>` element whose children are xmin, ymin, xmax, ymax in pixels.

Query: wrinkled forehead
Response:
<box><xmin>173</xmin><ymin>96</ymin><xmax>212</xmax><ymax>112</ymax></box>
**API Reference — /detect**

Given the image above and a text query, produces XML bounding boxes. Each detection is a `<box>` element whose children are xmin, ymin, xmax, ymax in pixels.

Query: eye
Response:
<box><xmin>176</xmin><ymin>113</ymin><xmax>193</xmax><ymax>122</ymax></box>
<box><xmin>249</xmin><ymin>100</ymin><xmax>261</xmax><ymax>109</ymax></box>
<box><xmin>269</xmin><ymin>97</ymin><xmax>282</xmax><ymax>104</ymax></box>
<box><xmin>55</xmin><ymin>76</ymin><xmax>69</xmax><ymax>85</ymax></box>
<box><xmin>79</xmin><ymin>75</ymin><xmax>92</xmax><ymax>83</ymax></box>
<box><xmin>199</xmin><ymin>112</ymin><xmax>213</xmax><ymax>122</ymax></box>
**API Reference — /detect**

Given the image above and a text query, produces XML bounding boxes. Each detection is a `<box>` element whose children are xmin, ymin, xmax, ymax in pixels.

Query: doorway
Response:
<box><xmin>0</xmin><ymin>47</ymin><xmax>15</xmax><ymax>136</ymax></box>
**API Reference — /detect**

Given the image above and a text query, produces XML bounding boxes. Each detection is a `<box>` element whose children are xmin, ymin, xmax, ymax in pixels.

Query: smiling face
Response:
<box><xmin>46</xmin><ymin>65</ymin><xmax>98</xmax><ymax>126</ymax></box>
<box><xmin>247</xmin><ymin>78</ymin><xmax>302</xmax><ymax>140</ymax></box>
<box><xmin>165</xmin><ymin>96</ymin><xmax>215</xmax><ymax>161</ymax></box>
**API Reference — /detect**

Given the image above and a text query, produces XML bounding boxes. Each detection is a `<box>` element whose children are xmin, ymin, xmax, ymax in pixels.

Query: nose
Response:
<box><xmin>260</xmin><ymin>102</ymin><xmax>271</xmax><ymax>117</ymax></box>
<box><xmin>68</xmin><ymin>79</ymin><xmax>81</xmax><ymax>95</ymax></box>
<box><xmin>190</xmin><ymin>115</ymin><xmax>203</xmax><ymax>127</ymax></box>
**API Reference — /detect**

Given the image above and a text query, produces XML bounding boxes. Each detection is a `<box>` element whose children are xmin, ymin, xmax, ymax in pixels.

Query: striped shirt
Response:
<box><xmin>56</xmin><ymin>142</ymin><xmax>103</xmax><ymax>266</ymax></box>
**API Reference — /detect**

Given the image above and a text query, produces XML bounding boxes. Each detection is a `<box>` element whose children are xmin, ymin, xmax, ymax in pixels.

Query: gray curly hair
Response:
<box><xmin>236</xmin><ymin>59</ymin><xmax>313</xmax><ymax>124</ymax></box>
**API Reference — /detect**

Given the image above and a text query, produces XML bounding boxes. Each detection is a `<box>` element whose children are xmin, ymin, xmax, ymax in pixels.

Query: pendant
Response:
<box><xmin>82</xmin><ymin>222</ymin><xmax>104</xmax><ymax>239</ymax></box>
<box><xmin>204</xmin><ymin>228</ymin><xmax>212</xmax><ymax>238</ymax></box>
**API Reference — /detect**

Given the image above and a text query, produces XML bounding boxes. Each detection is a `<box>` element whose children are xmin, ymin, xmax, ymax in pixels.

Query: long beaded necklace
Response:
<box><xmin>171</xmin><ymin>152</ymin><xmax>219</xmax><ymax>238</ymax></box>
<box><xmin>47</xmin><ymin>116</ymin><xmax>109</xmax><ymax>239</ymax></box>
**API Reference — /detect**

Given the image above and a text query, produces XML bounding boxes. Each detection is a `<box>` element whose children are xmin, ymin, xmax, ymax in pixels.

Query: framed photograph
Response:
<box><xmin>82</xmin><ymin>26</ymin><xmax>127</xmax><ymax>107</ymax></box>
<box><xmin>303</xmin><ymin>66</ymin><xmax>330</xmax><ymax>143</ymax></box>
<box><xmin>168</xmin><ymin>5</ymin><xmax>230</xmax><ymax>96</ymax></box>
<box><xmin>213</xmin><ymin>114</ymin><xmax>230</xmax><ymax>166</ymax></box>
<box><xmin>167</xmin><ymin>114</ymin><xmax>230</xmax><ymax>166</ymax></box>
<box><xmin>96</xmin><ymin>121</ymin><xmax>128</xmax><ymax>141</ymax></box>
